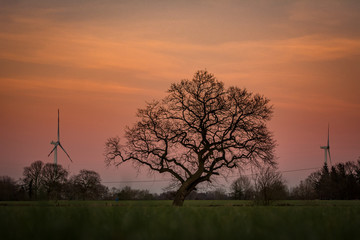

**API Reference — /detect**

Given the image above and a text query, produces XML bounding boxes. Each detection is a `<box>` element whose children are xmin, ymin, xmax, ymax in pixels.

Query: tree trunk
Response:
<box><xmin>172</xmin><ymin>182</ymin><xmax>193</xmax><ymax>206</ymax></box>
<box><xmin>172</xmin><ymin>190</ymin><xmax>186</xmax><ymax>206</ymax></box>
<box><xmin>172</xmin><ymin>164</ymin><xmax>205</xmax><ymax>206</ymax></box>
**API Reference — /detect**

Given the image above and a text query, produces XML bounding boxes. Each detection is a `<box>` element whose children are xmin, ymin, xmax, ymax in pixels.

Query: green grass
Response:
<box><xmin>1</xmin><ymin>200</ymin><xmax>360</xmax><ymax>240</ymax></box>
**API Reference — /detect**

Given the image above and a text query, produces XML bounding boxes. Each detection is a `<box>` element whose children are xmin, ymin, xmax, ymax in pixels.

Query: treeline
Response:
<box><xmin>228</xmin><ymin>160</ymin><xmax>360</xmax><ymax>202</ymax></box>
<box><xmin>0</xmin><ymin>161</ymin><xmax>109</xmax><ymax>201</ymax></box>
<box><xmin>291</xmin><ymin>160</ymin><xmax>360</xmax><ymax>200</ymax></box>
<box><xmin>0</xmin><ymin>160</ymin><xmax>288</xmax><ymax>203</ymax></box>
<box><xmin>230</xmin><ymin>165</ymin><xmax>289</xmax><ymax>205</ymax></box>
<box><xmin>0</xmin><ymin>160</ymin><xmax>233</xmax><ymax>201</ymax></box>
<box><xmin>1</xmin><ymin>159</ymin><xmax>360</xmax><ymax>201</ymax></box>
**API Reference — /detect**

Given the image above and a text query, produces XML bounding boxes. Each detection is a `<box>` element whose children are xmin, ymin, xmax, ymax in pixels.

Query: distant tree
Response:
<box><xmin>253</xmin><ymin>165</ymin><xmax>287</xmax><ymax>205</ymax></box>
<box><xmin>295</xmin><ymin>160</ymin><xmax>360</xmax><ymax>200</ymax></box>
<box><xmin>105</xmin><ymin>70</ymin><xmax>275</xmax><ymax>206</ymax></box>
<box><xmin>330</xmin><ymin>162</ymin><xmax>359</xmax><ymax>199</ymax></box>
<box><xmin>330</xmin><ymin>165</ymin><xmax>342</xmax><ymax>199</ymax></box>
<box><xmin>230</xmin><ymin>175</ymin><xmax>254</xmax><ymax>200</ymax></box>
<box><xmin>205</xmin><ymin>188</ymin><xmax>229</xmax><ymax>200</ymax></box>
<box><xmin>69</xmin><ymin>170</ymin><xmax>108</xmax><ymax>200</ymax></box>
<box><xmin>306</xmin><ymin>171</ymin><xmax>322</xmax><ymax>188</ymax></box>
<box><xmin>22</xmin><ymin>160</ymin><xmax>44</xmax><ymax>200</ymax></box>
<box><xmin>185</xmin><ymin>190</ymin><xmax>207</xmax><ymax>200</ymax></box>
<box><xmin>355</xmin><ymin>158</ymin><xmax>360</xmax><ymax>184</ymax></box>
<box><xmin>291</xmin><ymin>178</ymin><xmax>316</xmax><ymax>200</ymax></box>
<box><xmin>158</xmin><ymin>190</ymin><xmax>177</xmax><ymax>200</ymax></box>
<box><xmin>345</xmin><ymin>161</ymin><xmax>360</xmax><ymax>199</ymax></box>
<box><xmin>41</xmin><ymin>163</ymin><xmax>68</xmax><ymax>200</ymax></box>
<box><xmin>170</xmin><ymin>188</ymin><xmax>229</xmax><ymax>200</ymax></box>
<box><xmin>113</xmin><ymin>186</ymin><xmax>154</xmax><ymax>200</ymax></box>
<box><xmin>314</xmin><ymin>164</ymin><xmax>332</xmax><ymax>199</ymax></box>
<box><xmin>0</xmin><ymin>176</ymin><xmax>20</xmax><ymax>200</ymax></box>
<box><xmin>353</xmin><ymin>159</ymin><xmax>360</xmax><ymax>196</ymax></box>
<box><xmin>116</xmin><ymin>186</ymin><xmax>135</xmax><ymax>200</ymax></box>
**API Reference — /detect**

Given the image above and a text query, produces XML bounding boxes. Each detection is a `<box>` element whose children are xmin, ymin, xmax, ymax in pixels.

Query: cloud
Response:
<box><xmin>1</xmin><ymin>0</ymin><xmax>359</xmax><ymax>109</ymax></box>
<box><xmin>288</xmin><ymin>0</ymin><xmax>360</xmax><ymax>37</ymax></box>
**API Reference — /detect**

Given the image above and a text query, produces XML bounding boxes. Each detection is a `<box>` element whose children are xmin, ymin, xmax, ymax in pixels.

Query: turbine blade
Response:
<box><xmin>327</xmin><ymin>124</ymin><xmax>330</xmax><ymax>147</ymax></box>
<box><xmin>328</xmin><ymin>149</ymin><xmax>332</xmax><ymax>166</ymax></box>
<box><xmin>58</xmin><ymin>143</ymin><xmax>72</xmax><ymax>162</ymax></box>
<box><xmin>48</xmin><ymin>146</ymin><xmax>57</xmax><ymax>157</ymax></box>
<box><xmin>58</xmin><ymin>109</ymin><xmax>60</xmax><ymax>141</ymax></box>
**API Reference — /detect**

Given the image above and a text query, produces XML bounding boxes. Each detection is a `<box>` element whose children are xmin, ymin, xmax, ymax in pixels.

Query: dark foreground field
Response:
<box><xmin>1</xmin><ymin>200</ymin><xmax>359</xmax><ymax>240</ymax></box>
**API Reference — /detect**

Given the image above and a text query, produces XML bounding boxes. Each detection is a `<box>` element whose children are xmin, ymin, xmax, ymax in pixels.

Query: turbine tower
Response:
<box><xmin>48</xmin><ymin>109</ymin><xmax>72</xmax><ymax>165</ymax></box>
<box><xmin>320</xmin><ymin>125</ymin><xmax>332</xmax><ymax>166</ymax></box>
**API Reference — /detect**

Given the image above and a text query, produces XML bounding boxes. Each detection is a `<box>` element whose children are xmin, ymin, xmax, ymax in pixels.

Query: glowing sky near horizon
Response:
<box><xmin>1</xmin><ymin>0</ymin><xmax>360</xmax><ymax>192</ymax></box>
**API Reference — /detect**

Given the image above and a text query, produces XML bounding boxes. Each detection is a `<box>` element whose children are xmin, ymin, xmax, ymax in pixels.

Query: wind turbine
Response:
<box><xmin>320</xmin><ymin>124</ymin><xmax>332</xmax><ymax>166</ymax></box>
<box><xmin>48</xmin><ymin>109</ymin><xmax>72</xmax><ymax>165</ymax></box>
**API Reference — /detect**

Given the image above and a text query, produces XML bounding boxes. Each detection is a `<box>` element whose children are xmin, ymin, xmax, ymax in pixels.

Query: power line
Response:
<box><xmin>103</xmin><ymin>179</ymin><xmax>171</xmax><ymax>184</ymax></box>
<box><xmin>281</xmin><ymin>167</ymin><xmax>320</xmax><ymax>173</ymax></box>
<box><xmin>102</xmin><ymin>166</ymin><xmax>322</xmax><ymax>184</ymax></box>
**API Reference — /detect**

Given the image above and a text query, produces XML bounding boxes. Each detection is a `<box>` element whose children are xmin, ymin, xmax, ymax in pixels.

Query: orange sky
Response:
<box><xmin>1</xmin><ymin>0</ymin><xmax>360</xmax><ymax>192</ymax></box>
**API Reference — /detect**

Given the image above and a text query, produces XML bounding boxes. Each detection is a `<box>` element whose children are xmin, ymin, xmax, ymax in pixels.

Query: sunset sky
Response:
<box><xmin>1</xmin><ymin>0</ymin><xmax>360</xmax><ymax>192</ymax></box>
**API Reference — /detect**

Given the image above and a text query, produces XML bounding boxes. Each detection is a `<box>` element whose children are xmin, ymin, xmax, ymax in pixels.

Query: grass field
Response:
<box><xmin>1</xmin><ymin>200</ymin><xmax>360</xmax><ymax>240</ymax></box>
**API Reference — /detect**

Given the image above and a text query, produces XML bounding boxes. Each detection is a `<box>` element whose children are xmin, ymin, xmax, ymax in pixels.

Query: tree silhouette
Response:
<box><xmin>105</xmin><ymin>70</ymin><xmax>275</xmax><ymax>206</ymax></box>
<box><xmin>41</xmin><ymin>163</ymin><xmax>68</xmax><ymax>200</ymax></box>
<box><xmin>0</xmin><ymin>176</ymin><xmax>19</xmax><ymax>200</ymax></box>
<box><xmin>253</xmin><ymin>166</ymin><xmax>287</xmax><ymax>205</ymax></box>
<box><xmin>22</xmin><ymin>160</ymin><xmax>44</xmax><ymax>199</ymax></box>
<box><xmin>69</xmin><ymin>170</ymin><xmax>107</xmax><ymax>200</ymax></box>
<box><xmin>230</xmin><ymin>175</ymin><xmax>254</xmax><ymax>200</ymax></box>
<box><xmin>293</xmin><ymin>160</ymin><xmax>360</xmax><ymax>200</ymax></box>
<box><xmin>315</xmin><ymin>163</ymin><xmax>331</xmax><ymax>199</ymax></box>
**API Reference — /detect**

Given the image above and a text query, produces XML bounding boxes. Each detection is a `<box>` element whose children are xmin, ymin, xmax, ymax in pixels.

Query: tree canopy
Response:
<box><xmin>105</xmin><ymin>70</ymin><xmax>276</xmax><ymax>206</ymax></box>
<box><xmin>69</xmin><ymin>170</ymin><xmax>107</xmax><ymax>200</ymax></box>
<box><xmin>19</xmin><ymin>160</ymin><xmax>108</xmax><ymax>200</ymax></box>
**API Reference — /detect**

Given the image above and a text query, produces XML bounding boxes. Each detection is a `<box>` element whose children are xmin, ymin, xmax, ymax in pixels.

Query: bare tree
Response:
<box><xmin>0</xmin><ymin>176</ymin><xmax>19</xmax><ymax>200</ymax></box>
<box><xmin>105</xmin><ymin>70</ymin><xmax>275</xmax><ymax>206</ymax></box>
<box><xmin>69</xmin><ymin>170</ymin><xmax>107</xmax><ymax>200</ymax></box>
<box><xmin>22</xmin><ymin>160</ymin><xmax>44</xmax><ymax>199</ymax></box>
<box><xmin>41</xmin><ymin>163</ymin><xmax>68</xmax><ymax>199</ymax></box>
<box><xmin>231</xmin><ymin>175</ymin><xmax>254</xmax><ymax>200</ymax></box>
<box><xmin>291</xmin><ymin>178</ymin><xmax>316</xmax><ymax>200</ymax></box>
<box><xmin>112</xmin><ymin>186</ymin><xmax>154</xmax><ymax>200</ymax></box>
<box><xmin>253</xmin><ymin>165</ymin><xmax>287</xmax><ymax>205</ymax></box>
